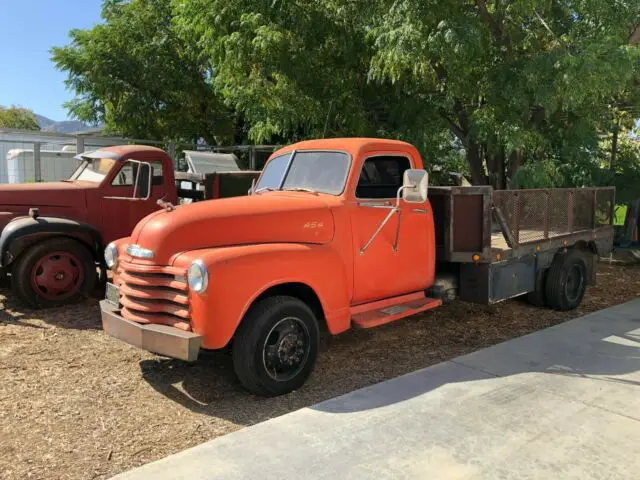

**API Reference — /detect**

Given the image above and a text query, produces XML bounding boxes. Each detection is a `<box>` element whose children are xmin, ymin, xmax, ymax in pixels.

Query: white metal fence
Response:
<box><xmin>0</xmin><ymin>129</ymin><xmax>172</xmax><ymax>184</ymax></box>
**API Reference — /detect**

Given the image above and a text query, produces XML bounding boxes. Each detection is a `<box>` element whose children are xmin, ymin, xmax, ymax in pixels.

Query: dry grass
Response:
<box><xmin>1</xmin><ymin>262</ymin><xmax>638</xmax><ymax>480</ymax></box>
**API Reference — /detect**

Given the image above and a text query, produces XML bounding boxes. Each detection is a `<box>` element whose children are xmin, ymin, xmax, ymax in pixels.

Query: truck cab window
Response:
<box><xmin>151</xmin><ymin>161</ymin><xmax>163</xmax><ymax>185</ymax></box>
<box><xmin>356</xmin><ymin>156</ymin><xmax>411</xmax><ymax>199</ymax></box>
<box><xmin>111</xmin><ymin>160</ymin><xmax>164</xmax><ymax>187</ymax></box>
<box><xmin>112</xmin><ymin>163</ymin><xmax>135</xmax><ymax>186</ymax></box>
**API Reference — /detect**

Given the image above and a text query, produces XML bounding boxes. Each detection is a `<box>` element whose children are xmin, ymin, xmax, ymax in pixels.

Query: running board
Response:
<box><xmin>351</xmin><ymin>296</ymin><xmax>442</xmax><ymax>329</ymax></box>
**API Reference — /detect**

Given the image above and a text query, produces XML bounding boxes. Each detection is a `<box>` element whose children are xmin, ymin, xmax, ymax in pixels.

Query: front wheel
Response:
<box><xmin>11</xmin><ymin>238</ymin><xmax>96</xmax><ymax>308</ymax></box>
<box><xmin>233</xmin><ymin>296</ymin><xmax>319</xmax><ymax>396</ymax></box>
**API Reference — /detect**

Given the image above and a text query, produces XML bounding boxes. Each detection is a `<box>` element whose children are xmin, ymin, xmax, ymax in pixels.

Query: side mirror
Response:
<box><xmin>402</xmin><ymin>169</ymin><xmax>428</xmax><ymax>203</ymax></box>
<box><xmin>360</xmin><ymin>168</ymin><xmax>428</xmax><ymax>255</ymax></box>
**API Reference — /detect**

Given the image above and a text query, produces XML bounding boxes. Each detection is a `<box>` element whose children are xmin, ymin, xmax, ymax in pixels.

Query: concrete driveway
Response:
<box><xmin>114</xmin><ymin>299</ymin><xmax>640</xmax><ymax>480</ymax></box>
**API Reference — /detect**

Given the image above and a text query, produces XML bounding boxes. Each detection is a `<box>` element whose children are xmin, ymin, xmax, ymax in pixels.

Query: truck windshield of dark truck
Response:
<box><xmin>68</xmin><ymin>158</ymin><xmax>117</xmax><ymax>183</ymax></box>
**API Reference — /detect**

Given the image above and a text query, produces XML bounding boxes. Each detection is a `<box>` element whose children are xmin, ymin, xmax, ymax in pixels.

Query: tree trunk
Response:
<box><xmin>507</xmin><ymin>150</ymin><xmax>523</xmax><ymax>189</ymax></box>
<box><xmin>621</xmin><ymin>199</ymin><xmax>640</xmax><ymax>247</ymax></box>
<box><xmin>610</xmin><ymin>125</ymin><xmax>619</xmax><ymax>171</ymax></box>
<box><xmin>495</xmin><ymin>149</ymin><xmax>505</xmax><ymax>189</ymax></box>
<box><xmin>466</xmin><ymin>142</ymin><xmax>488</xmax><ymax>185</ymax></box>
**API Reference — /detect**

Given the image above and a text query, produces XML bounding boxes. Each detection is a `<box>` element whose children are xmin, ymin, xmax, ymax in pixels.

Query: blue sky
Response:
<box><xmin>0</xmin><ymin>0</ymin><xmax>103</xmax><ymax>121</ymax></box>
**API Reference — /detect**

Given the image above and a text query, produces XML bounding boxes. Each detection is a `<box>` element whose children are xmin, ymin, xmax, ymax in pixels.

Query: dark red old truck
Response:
<box><xmin>0</xmin><ymin>145</ymin><xmax>259</xmax><ymax>308</ymax></box>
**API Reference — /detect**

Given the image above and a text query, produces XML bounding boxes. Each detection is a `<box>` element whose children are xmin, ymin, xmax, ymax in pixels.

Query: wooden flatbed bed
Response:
<box><xmin>428</xmin><ymin>186</ymin><xmax>615</xmax><ymax>304</ymax></box>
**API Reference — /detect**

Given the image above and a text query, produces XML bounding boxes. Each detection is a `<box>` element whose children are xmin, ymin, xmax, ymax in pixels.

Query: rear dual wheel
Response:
<box><xmin>545</xmin><ymin>250</ymin><xmax>588</xmax><ymax>311</ymax></box>
<box><xmin>11</xmin><ymin>238</ymin><xmax>96</xmax><ymax>308</ymax></box>
<box><xmin>527</xmin><ymin>249</ymin><xmax>588</xmax><ymax>311</ymax></box>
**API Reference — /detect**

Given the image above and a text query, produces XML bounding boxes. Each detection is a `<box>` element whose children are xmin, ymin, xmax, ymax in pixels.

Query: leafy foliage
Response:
<box><xmin>53</xmin><ymin>0</ymin><xmax>640</xmax><ymax>190</ymax></box>
<box><xmin>511</xmin><ymin>159</ymin><xmax>563</xmax><ymax>189</ymax></box>
<box><xmin>52</xmin><ymin>0</ymin><xmax>233</xmax><ymax>144</ymax></box>
<box><xmin>595</xmin><ymin>131</ymin><xmax>640</xmax><ymax>205</ymax></box>
<box><xmin>0</xmin><ymin>106</ymin><xmax>40</xmax><ymax>130</ymax></box>
<box><xmin>368</xmin><ymin>0</ymin><xmax>640</xmax><ymax>186</ymax></box>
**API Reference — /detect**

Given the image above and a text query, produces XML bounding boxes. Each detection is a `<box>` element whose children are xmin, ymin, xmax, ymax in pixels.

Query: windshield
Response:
<box><xmin>68</xmin><ymin>158</ymin><xmax>117</xmax><ymax>183</ymax></box>
<box><xmin>256</xmin><ymin>151</ymin><xmax>350</xmax><ymax>195</ymax></box>
<box><xmin>189</xmin><ymin>153</ymin><xmax>240</xmax><ymax>175</ymax></box>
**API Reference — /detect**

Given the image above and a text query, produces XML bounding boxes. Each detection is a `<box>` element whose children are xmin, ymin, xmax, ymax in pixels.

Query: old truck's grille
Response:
<box><xmin>114</xmin><ymin>262</ymin><xmax>191</xmax><ymax>331</ymax></box>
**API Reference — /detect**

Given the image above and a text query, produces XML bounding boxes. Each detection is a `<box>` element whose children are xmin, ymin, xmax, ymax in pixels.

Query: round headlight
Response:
<box><xmin>187</xmin><ymin>260</ymin><xmax>208</xmax><ymax>293</ymax></box>
<box><xmin>104</xmin><ymin>242</ymin><xmax>118</xmax><ymax>269</ymax></box>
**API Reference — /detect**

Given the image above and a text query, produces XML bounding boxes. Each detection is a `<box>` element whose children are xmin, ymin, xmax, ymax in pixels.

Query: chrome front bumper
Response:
<box><xmin>100</xmin><ymin>300</ymin><xmax>202</xmax><ymax>362</ymax></box>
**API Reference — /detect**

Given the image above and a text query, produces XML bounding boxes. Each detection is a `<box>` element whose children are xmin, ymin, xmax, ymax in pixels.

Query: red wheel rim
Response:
<box><xmin>30</xmin><ymin>251</ymin><xmax>84</xmax><ymax>301</ymax></box>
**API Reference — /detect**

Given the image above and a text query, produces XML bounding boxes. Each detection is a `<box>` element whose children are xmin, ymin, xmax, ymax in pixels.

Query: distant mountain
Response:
<box><xmin>35</xmin><ymin>113</ymin><xmax>90</xmax><ymax>134</ymax></box>
<box><xmin>42</xmin><ymin>120</ymin><xmax>92</xmax><ymax>134</ymax></box>
<box><xmin>34</xmin><ymin>113</ymin><xmax>55</xmax><ymax>128</ymax></box>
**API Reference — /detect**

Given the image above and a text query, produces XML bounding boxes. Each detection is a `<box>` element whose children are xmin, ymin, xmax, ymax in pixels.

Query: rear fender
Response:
<box><xmin>173</xmin><ymin>243</ymin><xmax>351</xmax><ymax>349</ymax></box>
<box><xmin>0</xmin><ymin>216</ymin><xmax>103</xmax><ymax>268</ymax></box>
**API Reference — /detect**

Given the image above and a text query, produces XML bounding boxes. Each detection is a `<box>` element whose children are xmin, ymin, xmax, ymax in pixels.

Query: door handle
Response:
<box><xmin>358</xmin><ymin>201</ymin><xmax>393</xmax><ymax>208</ymax></box>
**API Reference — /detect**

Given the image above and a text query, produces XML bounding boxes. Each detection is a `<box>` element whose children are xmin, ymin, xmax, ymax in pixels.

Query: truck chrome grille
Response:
<box><xmin>115</xmin><ymin>261</ymin><xmax>191</xmax><ymax>331</ymax></box>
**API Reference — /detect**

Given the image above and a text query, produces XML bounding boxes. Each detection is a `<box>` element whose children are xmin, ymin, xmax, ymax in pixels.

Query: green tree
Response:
<box><xmin>368</xmin><ymin>0</ymin><xmax>640</xmax><ymax>186</ymax></box>
<box><xmin>175</xmin><ymin>0</ymin><xmax>385</xmax><ymax>142</ymax></box>
<box><xmin>51</xmin><ymin>0</ymin><xmax>232</xmax><ymax>144</ymax></box>
<box><xmin>0</xmin><ymin>106</ymin><xmax>40</xmax><ymax>130</ymax></box>
<box><xmin>55</xmin><ymin>0</ymin><xmax>640</xmax><ymax>189</ymax></box>
<box><xmin>173</xmin><ymin>0</ymin><xmax>456</xmax><ymax>167</ymax></box>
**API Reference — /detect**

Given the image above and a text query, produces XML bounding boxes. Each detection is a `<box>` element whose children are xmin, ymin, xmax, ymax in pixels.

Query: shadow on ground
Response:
<box><xmin>0</xmin><ymin>286</ymin><xmax>102</xmax><ymax>330</ymax></box>
<box><xmin>137</xmin><ymin>334</ymin><xmax>372</xmax><ymax>425</ymax></box>
<box><xmin>139</xmin><ymin>300</ymin><xmax>640</xmax><ymax>425</ymax></box>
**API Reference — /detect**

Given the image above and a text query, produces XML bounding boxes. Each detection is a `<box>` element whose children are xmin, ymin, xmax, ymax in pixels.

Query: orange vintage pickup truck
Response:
<box><xmin>100</xmin><ymin>138</ymin><xmax>615</xmax><ymax>396</ymax></box>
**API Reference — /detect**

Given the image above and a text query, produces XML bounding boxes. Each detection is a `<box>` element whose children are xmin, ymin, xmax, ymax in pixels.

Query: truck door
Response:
<box><xmin>350</xmin><ymin>154</ymin><xmax>432</xmax><ymax>305</ymax></box>
<box><xmin>100</xmin><ymin>159</ymin><xmax>171</xmax><ymax>243</ymax></box>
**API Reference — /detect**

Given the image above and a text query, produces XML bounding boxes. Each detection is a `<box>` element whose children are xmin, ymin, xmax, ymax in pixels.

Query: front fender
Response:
<box><xmin>0</xmin><ymin>216</ymin><xmax>103</xmax><ymax>267</ymax></box>
<box><xmin>173</xmin><ymin>243</ymin><xmax>351</xmax><ymax>349</ymax></box>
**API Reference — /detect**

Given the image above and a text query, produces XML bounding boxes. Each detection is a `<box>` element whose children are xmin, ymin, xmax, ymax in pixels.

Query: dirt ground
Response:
<box><xmin>1</xmin><ymin>262</ymin><xmax>639</xmax><ymax>480</ymax></box>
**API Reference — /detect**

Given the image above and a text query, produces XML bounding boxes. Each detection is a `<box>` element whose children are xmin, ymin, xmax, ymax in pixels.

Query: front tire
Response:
<box><xmin>545</xmin><ymin>250</ymin><xmax>588</xmax><ymax>311</ymax></box>
<box><xmin>11</xmin><ymin>238</ymin><xmax>96</xmax><ymax>308</ymax></box>
<box><xmin>233</xmin><ymin>296</ymin><xmax>319</xmax><ymax>396</ymax></box>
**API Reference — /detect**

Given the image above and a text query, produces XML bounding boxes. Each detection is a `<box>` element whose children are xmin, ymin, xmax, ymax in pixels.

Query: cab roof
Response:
<box><xmin>88</xmin><ymin>144</ymin><xmax>166</xmax><ymax>160</ymax></box>
<box><xmin>272</xmin><ymin>138</ymin><xmax>418</xmax><ymax>159</ymax></box>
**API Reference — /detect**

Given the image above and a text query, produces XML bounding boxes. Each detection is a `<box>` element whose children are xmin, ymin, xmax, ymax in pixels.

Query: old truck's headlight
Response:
<box><xmin>126</xmin><ymin>244</ymin><xmax>154</xmax><ymax>259</ymax></box>
<box><xmin>104</xmin><ymin>243</ymin><xmax>118</xmax><ymax>269</ymax></box>
<box><xmin>188</xmin><ymin>260</ymin><xmax>208</xmax><ymax>293</ymax></box>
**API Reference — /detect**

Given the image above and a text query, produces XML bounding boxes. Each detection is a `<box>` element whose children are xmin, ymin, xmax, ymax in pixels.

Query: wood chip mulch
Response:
<box><xmin>1</xmin><ymin>262</ymin><xmax>638</xmax><ymax>479</ymax></box>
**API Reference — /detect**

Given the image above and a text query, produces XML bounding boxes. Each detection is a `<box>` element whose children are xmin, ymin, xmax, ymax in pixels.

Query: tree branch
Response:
<box><xmin>453</xmin><ymin>98</ymin><xmax>470</xmax><ymax>132</ymax></box>
<box><xmin>438</xmin><ymin>108</ymin><xmax>466</xmax><ymax>142</ymax></box>
<box><xmin>630</xmin><ymin>23</ymin><xmax>640</xmax><ymax>45</ymax></box>
<box><xmin>475</xmin><ymin>0</ymin><xmax>502</xmax><ymax>40</ymax></box>
<box><xmin>534</xmin><ymin>9</ymin><xmax>557</xmax><ymax>40</ymax></box>
<box><xmin>429</xmin><ymin>60</ymin><xmax>447</xmax><ymax>82</ymax></box>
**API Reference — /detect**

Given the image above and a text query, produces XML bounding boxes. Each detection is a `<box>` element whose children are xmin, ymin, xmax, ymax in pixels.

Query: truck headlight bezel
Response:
<box><xmin>187</xmin><ymin>260</ymin><xmax>208</xmax><ymax>293</ymax></box>
<box><xmin>104</xmin><ymin>242</ymin><xmax>118</xmax><ymax>269</ymax></box>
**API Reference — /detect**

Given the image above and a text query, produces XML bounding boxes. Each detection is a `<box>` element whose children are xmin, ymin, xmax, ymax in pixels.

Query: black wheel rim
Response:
<box><xmin>565</xmin><ymin>264</ymin><xmax>584</xmax><ymax>303</ymax></box>
<box><xmin>262</xmin><ymin>317</ymin><xmax>310</xmax><ymax>382</ymax></box>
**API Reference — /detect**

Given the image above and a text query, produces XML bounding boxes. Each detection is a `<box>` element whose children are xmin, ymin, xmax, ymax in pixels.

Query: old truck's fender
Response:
<box><xmin>0</xmin><ymin>216</ymin><xmax>103</xmax><ymax>268</ymax></box>
<box><xmin>173</xmin><ymin>243</ymin><xmax>352</xmax><ymax>350</ymax></box>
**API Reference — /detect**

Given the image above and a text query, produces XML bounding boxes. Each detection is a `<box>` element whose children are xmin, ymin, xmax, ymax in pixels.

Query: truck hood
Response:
<box><xmin>0</xmin><ymin>181</ymin><xmax>87</xmax><ymax>208</ymax></box>
<box><xmin>131</xmin><ymin>193</ymin><xmax>335</xmax><ymax>265</ymax></box>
